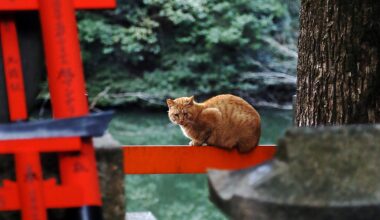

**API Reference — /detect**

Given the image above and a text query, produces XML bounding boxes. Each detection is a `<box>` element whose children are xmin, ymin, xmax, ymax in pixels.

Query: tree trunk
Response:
<box><xmin>296</xmin><ymin>0</ymin><xmax>380</xmax><ymax>126</ymax></box>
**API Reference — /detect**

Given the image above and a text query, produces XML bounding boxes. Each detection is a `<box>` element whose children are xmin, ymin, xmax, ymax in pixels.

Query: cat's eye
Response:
<box><xmin>174</xmin><ymin>114</ymin><xmax>179</xmax><ymax>117</ymax></box>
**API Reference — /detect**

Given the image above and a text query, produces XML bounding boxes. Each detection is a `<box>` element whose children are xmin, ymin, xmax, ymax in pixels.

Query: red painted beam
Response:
<box><xmin>39</xmin><ymin>0</ymin><xmax>102</xmax><ymax>206</ymax></box>
<box><xmin>0</xmin><ymin>0</ymin><xmax>116</xmax><ymax>11</ymax></box>
<box><xmin>123</xmin><ymin>145</ymin><xmax>277</xmax><ymax>174</ymax></box>
<box><xmin>0</xmin><ymin>137</ymin><xmax>82</xmax><ymax>153</ymax></box>
<box><xmin>0</xmin><ymin>17</ymin><xmax>47</xmax><ymax>220</ymax></box>
<box><xmin>15</xmin><ymin>153</ymin><xmax>47</xmax><ymax>220</ymax></box>
<box><xmin>0</xmin><ymin>0</ymin><xmax>113</xmax><ymax>215</ymax></box>
<box><xmin>0</xmin><ymin>18</ymin><xmax>27</xmax><ymax>121</ymax></box>
<box><xmin>0</xmin><ymin>179</ymin><xmax>85</xmax><ymax>211</ymax></box>
<box><xmin>0</xmin><ymin>180</ymin><xmax>19</xmax><ymax>211</ymax></box>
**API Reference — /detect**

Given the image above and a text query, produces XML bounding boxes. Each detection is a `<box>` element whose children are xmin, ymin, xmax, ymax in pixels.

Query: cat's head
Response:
<box><xmin>167</xmin><ymin>96</ymin><xmax>197</xmax><ymax>125</ymax></box>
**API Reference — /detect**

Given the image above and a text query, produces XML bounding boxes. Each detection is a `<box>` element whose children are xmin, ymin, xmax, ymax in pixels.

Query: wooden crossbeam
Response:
<box><xmin>0</xmin><ymin>179</ymin><xmax>84</xmax><ymax>211</ymax></box>
<box><xmin>123</xmin><ymin>145</ymin><xmax>277</xmax><ymax>174</ymax></box>
<box><xmin>0</xmin><ymin>0</ymin><xmax>116</xmax><ymax>11</ymax></box>
<box><xmin>0</xmin><ymin>137</ymin><xmax>82</xmax><ymax>153</ymax></box>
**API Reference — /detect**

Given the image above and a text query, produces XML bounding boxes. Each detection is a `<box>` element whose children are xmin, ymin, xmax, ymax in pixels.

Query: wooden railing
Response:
<box><xmin>123</xmin><ymin>145</ymin><xmax>277</xmax><ymax>174</ymax></box>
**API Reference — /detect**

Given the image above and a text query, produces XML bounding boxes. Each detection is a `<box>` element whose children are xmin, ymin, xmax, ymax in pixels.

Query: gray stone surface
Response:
<box><xmin>96</xmin><ymin>147</ymin><xmax>125</xmax><ymax>220</ymax></box>
<box><xmin>209</xmin><ymin>124</ymin><xmax>380</xmax><ymax>220</ymax></box>
<box><xmin>93</xmin><ymin>130</ymin><xmax>121</xmax><ymax>149</ymax></box>
<box><xmin>126</xmin><ymin>212</ymin><xmax>157</xmax><ymax>220</ymax></box>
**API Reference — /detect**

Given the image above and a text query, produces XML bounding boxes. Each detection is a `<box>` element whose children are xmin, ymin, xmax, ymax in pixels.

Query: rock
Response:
<box><xmin>238</xmin><ymin>72</ymin><xmax>296</xmax><ymax>110</ymax></box>
<box><xmin>209</xmin><ymin>124</ymin><xmax>380</xmax><ymax>220</ymax></box>
<box><xmin>93</xmin><ymin>130</ymin><xmax>121</xmax><ymax>149</ymax></box>
<box><xmin>126</xmin><ymin>212</ymin><xmax>157</xmax><ymax>220</ymax></box>
<box><xmin>96</xmin><ymin>147</ymin><xmax>125</xmax><ymax>220</ymax></box>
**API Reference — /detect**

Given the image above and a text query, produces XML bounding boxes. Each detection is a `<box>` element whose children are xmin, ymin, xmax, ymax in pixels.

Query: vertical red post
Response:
<box><xmin>15</xmin><ymin>153</ymin><xmax>46</xmax><ymax>220</ymax></box>
<box><xmin>1</xmin><ymin>18</ymin><xmax>47</xmax><ymax>220</ymax></box>
<box><xmin>0</xmin><ymin>18</ymin><xmax>27</xmax><ymax>121</ymax></box>
<box><xmin>38</xmin><ymin>0</ymin><xmax>102</xmax><ymax>213</ymax></box>
<box><xmin>38</xmin><ymin>0</ymin><xmax>88</xmax><ymax>118</ymax></box>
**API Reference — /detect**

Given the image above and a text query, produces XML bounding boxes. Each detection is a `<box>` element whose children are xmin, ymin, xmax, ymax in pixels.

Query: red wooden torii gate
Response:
<box><xmin>0</xmin><ymin>1</ymin><xmax>115</xmax><ymax>220</ymax></box>
<box><xmin>0</xmin><ymin>1</ymin><xmax>277</xmax><ymax>220</ymax></box>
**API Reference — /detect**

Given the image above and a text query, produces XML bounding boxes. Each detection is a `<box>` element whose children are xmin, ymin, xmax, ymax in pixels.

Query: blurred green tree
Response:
<box><xmin>77</xmin><ymin>0</ymin><xmax>299</xmax><ymax>108</ymax></box>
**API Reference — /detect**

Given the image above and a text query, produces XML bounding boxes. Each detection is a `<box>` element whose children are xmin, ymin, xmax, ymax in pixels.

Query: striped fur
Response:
<box><xmin>167</xmin><ymin>94</ymin><xmax>261</xmax><ymax>153</ymax></box>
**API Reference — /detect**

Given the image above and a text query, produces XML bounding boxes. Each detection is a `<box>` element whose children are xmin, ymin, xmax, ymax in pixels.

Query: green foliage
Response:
<box><xmin>78</xmin><ymin>0</ymin><xmax>299</xmax><ymax>107</ymax></box>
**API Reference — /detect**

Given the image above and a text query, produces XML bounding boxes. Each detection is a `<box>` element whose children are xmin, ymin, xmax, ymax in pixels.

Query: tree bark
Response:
<box><xmin>296</xmin><ymin>0</ymin><xmax>380</xmax><ymax>126</ymax></box>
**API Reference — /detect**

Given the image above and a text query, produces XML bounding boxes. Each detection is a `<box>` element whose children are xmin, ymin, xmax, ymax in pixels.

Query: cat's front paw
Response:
<box><xmin>189</xmin><ymin>140</ymin><xmax>202</xmax><ymax>146</ymax></box>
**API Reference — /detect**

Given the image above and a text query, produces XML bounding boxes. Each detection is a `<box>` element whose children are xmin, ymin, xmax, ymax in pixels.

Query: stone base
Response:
<box><xmin>209</xmin><ymin>124</ymin><xmax>380</xmax><ymax>220</ymax></box>
<box><xmin>126</xmin><ymin>212</ymin><xmax>157</xmax><ymax>220</ymax></box>
<box><xmin>96</xmin><ymin>147</ymin><xmax>125</xmax><ymax>220</ymax></box>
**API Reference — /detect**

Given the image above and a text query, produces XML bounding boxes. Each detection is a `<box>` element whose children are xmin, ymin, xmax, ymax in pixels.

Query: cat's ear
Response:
<box><xmin>186</xmin><ymin>96</ymin><xmax>194</xmax><ymax>106</ymax></box>
<box><xmin>167</xmin><ymin>99</ymin><xmax>175</xmax><ymax>108</ymax></box>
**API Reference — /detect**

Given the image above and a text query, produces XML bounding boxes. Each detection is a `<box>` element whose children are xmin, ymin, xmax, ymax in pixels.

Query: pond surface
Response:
<box><xmin>109</xmin><ymin>108</ymin><xmax>293</xmax><ymax>220</ymax></box>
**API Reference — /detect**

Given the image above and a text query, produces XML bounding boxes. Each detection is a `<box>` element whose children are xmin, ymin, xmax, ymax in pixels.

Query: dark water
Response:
<box><xmin>109</xmin><ymin>108</ymin><xmax>293</xmax><ymax>220</ymax></box>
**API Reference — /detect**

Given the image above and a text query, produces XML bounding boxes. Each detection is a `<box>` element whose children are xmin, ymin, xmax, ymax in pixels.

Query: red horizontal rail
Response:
<box><xmin>0</xmin><ymin>180</ymin><xmax>19</xmax><ymax>210</ymax></box>
<box><xmin>0</xmin><ymin>137</ymin><xmax>82</xmax><ymax>153</ymax></box>
<box><xmin>0</xmin><ymin>179</ymin><xmax>84</xmax><ymax>211</ymax></box>
<box><xmin>0</xmin><ymin>0</ymin><xmax>116</xmax><ymax>11</ymax></box>
<box><xmin>123</xmin><ymin>145</ymin><xmax>277</xmax><ymax>174</ymax></box>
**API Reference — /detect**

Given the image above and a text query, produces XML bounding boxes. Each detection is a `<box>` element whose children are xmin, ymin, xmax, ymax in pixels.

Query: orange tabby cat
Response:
<box><xmin>167</xmin><ymin>94</ymin><xmax>261</xmax><ymax>152</ymax></box>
